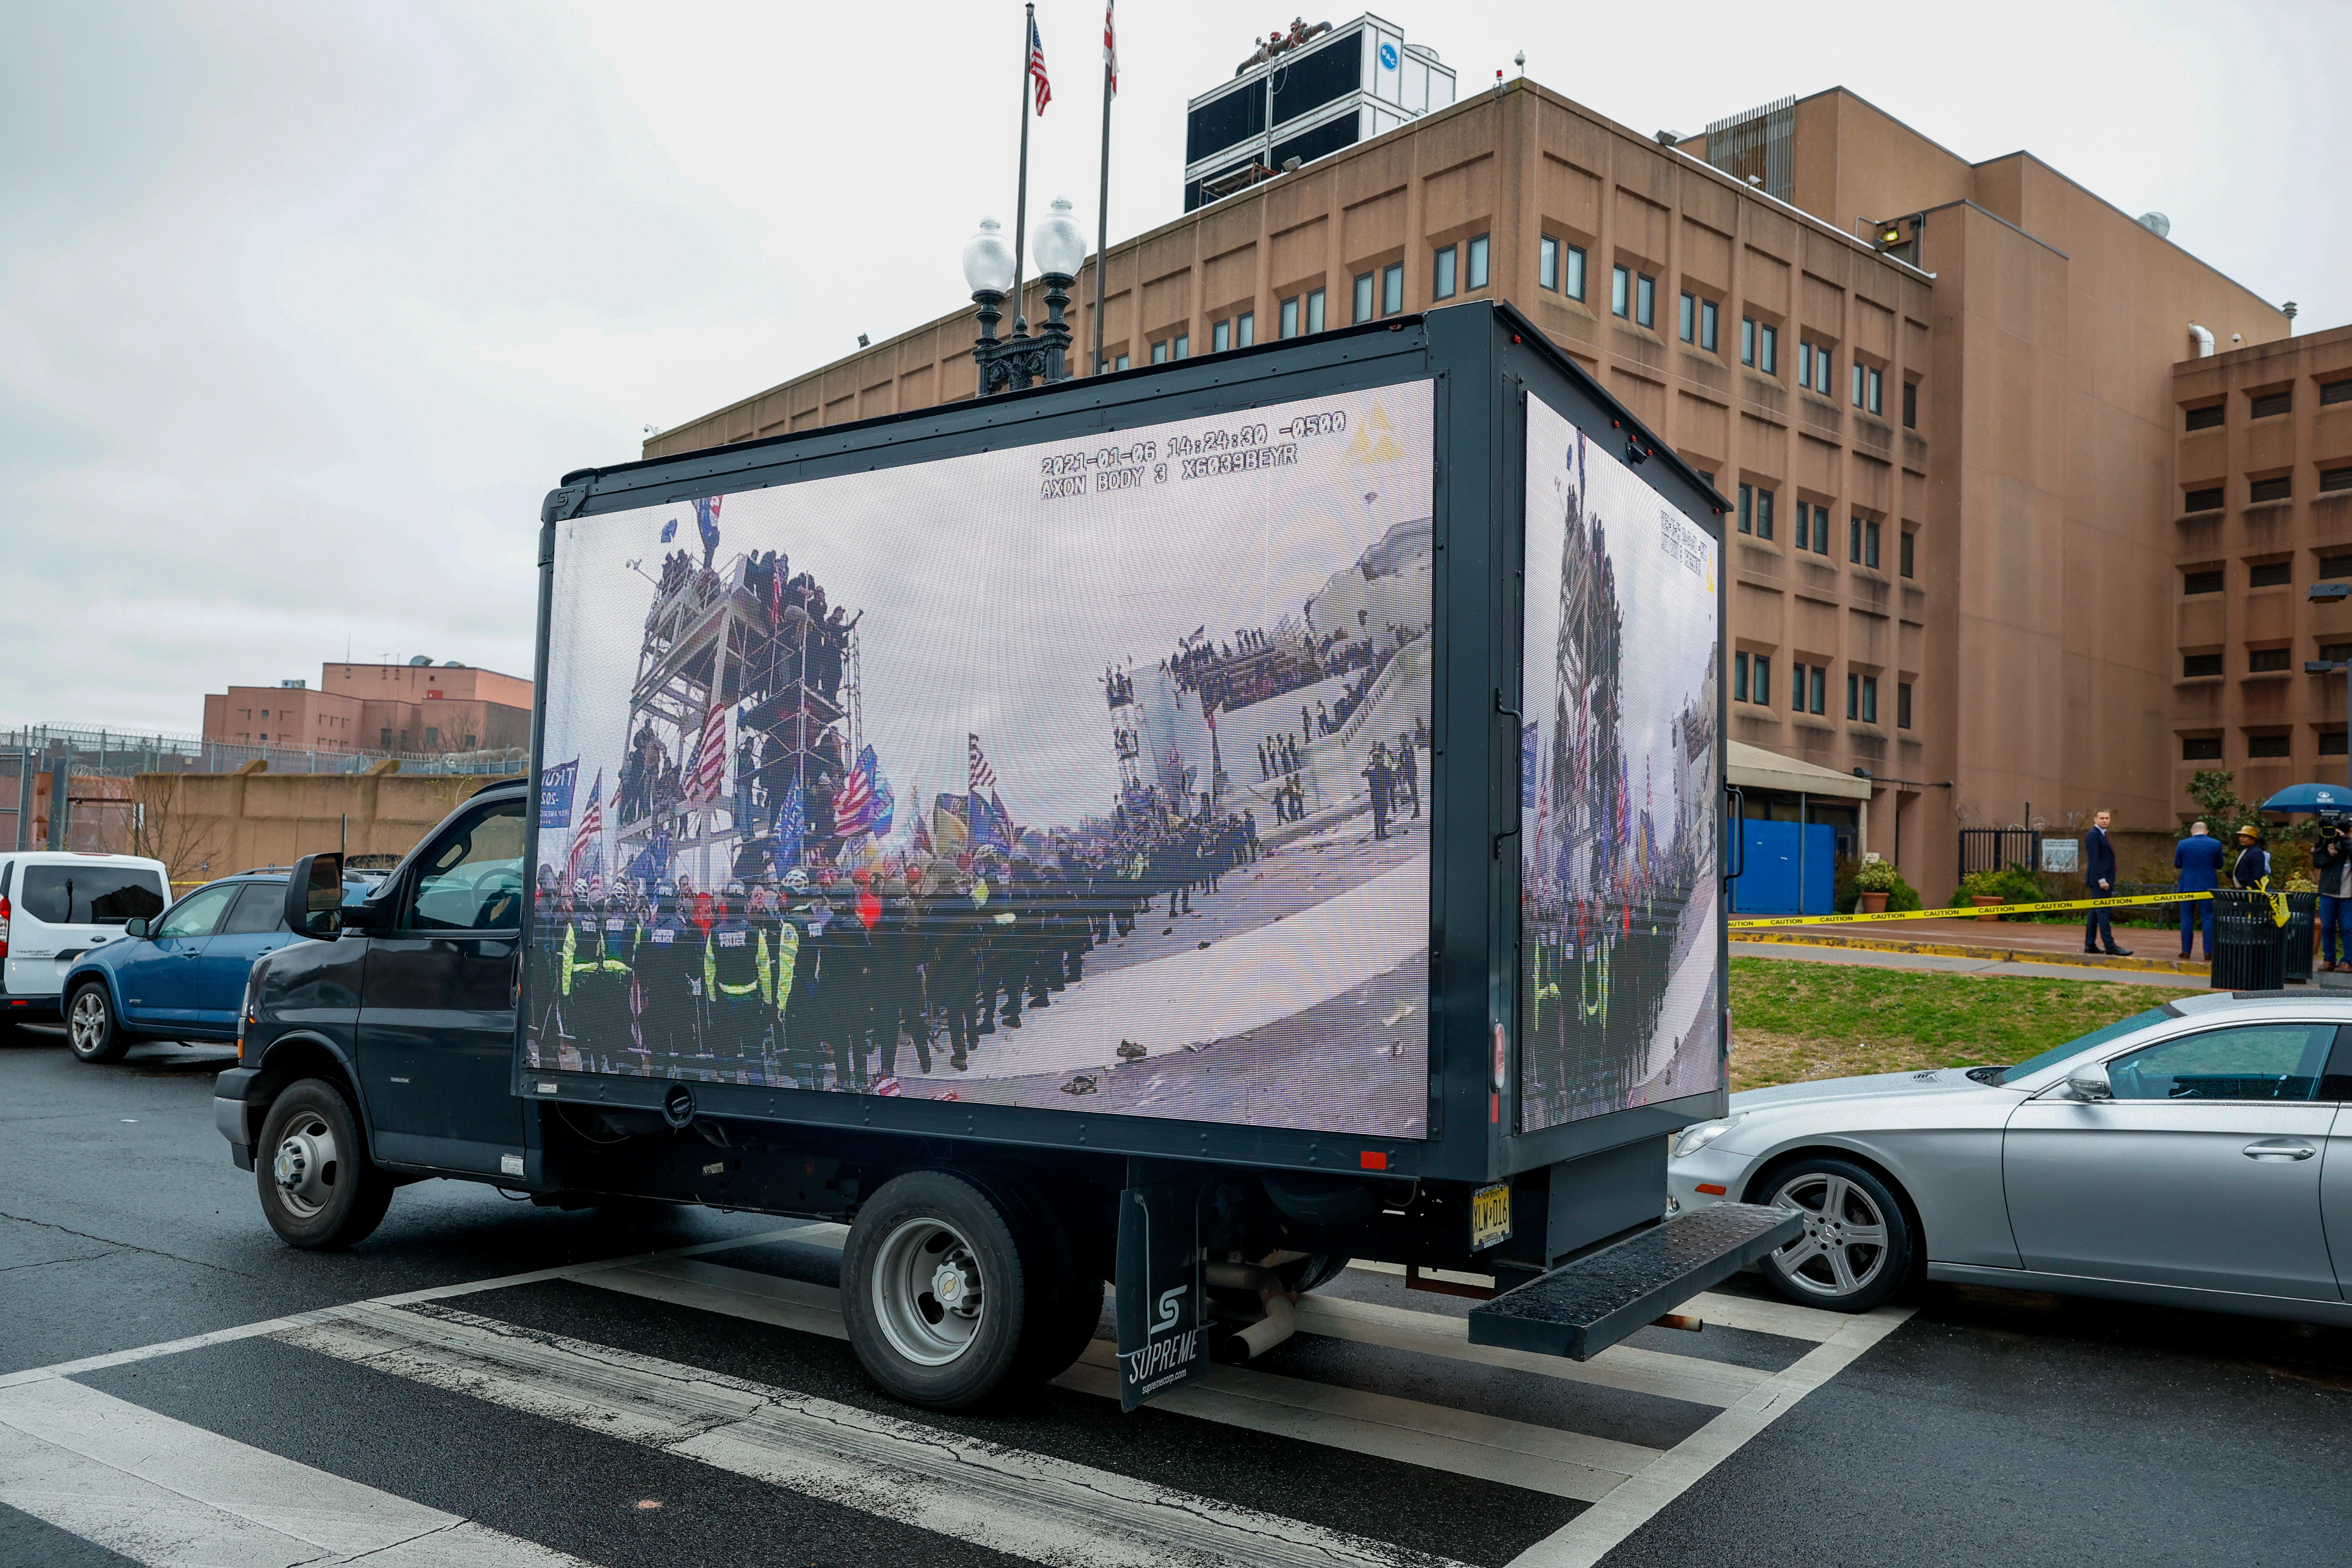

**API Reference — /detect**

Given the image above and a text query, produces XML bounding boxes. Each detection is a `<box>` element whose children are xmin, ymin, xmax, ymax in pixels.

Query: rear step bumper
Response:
<box><xmin>1467</xmin><ymin>1202</ymin><xmax>1804</xmax><ymax>1361</ymax></box>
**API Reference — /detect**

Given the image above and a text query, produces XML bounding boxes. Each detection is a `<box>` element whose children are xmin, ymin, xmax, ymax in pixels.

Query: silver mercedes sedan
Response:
<box><xmin>1669</xmin><ymin>990</ymin><xmax>2352</xmax><ymax>1324</ymax></box>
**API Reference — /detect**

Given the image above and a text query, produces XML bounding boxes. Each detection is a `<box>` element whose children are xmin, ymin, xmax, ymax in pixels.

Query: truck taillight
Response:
<box><xmin>0</xmin><ymin>893</ymin><xmax>10</xmax><ymax>959</ymax></box>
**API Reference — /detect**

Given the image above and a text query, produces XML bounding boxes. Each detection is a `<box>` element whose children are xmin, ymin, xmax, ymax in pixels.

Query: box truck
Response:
<box><xmin>215</xmin><ymin>302</ymin><xmax>1797</xmax><ymax>1410</ymax></box>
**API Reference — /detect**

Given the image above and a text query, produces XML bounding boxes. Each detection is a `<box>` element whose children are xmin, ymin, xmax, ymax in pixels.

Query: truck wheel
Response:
<box><xmin>1753</xmin><ymin>1156</ymin><xmax>1913</xmax><ymax>1312</ymax></box>
<box><xmin>67</xmin><ymin>983</ymin><xmax>132</xmax><ymax>1063</ymax></box>
<box><xmin>1292</xmin><ymin>1254</ymin><xmax>1352</xmax><ymax>1293</ymax></box>
<box><xmin>255</xmin><ymin>1080</ymin><xmax>394</xmax><ymax>1249</ymax></box>
<box><xmin>843</xmin><ymin>1169</ymin><xmax>1065</xmax><ymax>1410</ymax></box>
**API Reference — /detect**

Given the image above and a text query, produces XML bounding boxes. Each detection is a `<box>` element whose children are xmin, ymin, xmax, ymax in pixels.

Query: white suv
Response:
<box><xmin>0</xmin><ymin>852</ymin><xmax>171</xmax><ymax>1027</ymax></box>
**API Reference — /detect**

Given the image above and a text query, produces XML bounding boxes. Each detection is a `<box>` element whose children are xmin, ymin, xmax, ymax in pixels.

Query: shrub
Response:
<box><xmin>1951</xmin><ymin>863</ymin><xmax>2042</xmax><ymax>915</ymax></box>
<box><xmin>1853</xmin><ymin>860</ymin><xmax>1904</xmax><ymax>892</ymax></box>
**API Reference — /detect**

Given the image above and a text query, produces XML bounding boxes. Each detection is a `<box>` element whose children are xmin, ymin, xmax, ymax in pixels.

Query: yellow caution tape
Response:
<box><xmin>1728</xmin><ymin>890</ymin><xmax>2223</xmax><ymax>930</ymax></box>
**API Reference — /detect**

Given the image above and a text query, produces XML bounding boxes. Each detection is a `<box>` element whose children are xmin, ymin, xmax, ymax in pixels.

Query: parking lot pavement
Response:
<box><xmin>8</xmin><ymin>1029</ymin><xmax>2351</xmax><ymax>1566</ymax></box>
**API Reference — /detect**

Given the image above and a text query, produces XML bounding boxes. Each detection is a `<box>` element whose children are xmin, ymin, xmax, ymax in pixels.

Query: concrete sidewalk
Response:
<box><xmin>1731</xmin><ymin>914</ymin><xmax>2210</xmax><ymax>978</ymax></box>
<box><xmin>1731</xmin><ymin>940</ymin><xmax>2215</xmax><ymax>988</ymax></box>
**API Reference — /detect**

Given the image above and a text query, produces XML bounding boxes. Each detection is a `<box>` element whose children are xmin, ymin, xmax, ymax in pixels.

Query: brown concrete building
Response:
<box><xmin>2168</xmin><ymin>325</ymin><xmax>2352</xmax><ymax>809</ymax></box>
<box><xmin>202</xmin><ymin>662</ymin><xmax>532</xmax><ymax>757</ymax></box>
<box><xmin>642</xmin><ymin>76</ymin><xmax>2290</xmax><ymax>898</ymax></box>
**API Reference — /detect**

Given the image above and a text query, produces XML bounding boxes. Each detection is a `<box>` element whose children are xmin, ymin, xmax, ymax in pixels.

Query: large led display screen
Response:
<box><xmin>531</xmin><ymin>382</ymin><xmax>1435</xmax><ymax>1137</ymax></box>
<box><xmin>1519</xmin><ymin>395</ymin><xmax>1721</xmax><ymax>1131</ymax></box>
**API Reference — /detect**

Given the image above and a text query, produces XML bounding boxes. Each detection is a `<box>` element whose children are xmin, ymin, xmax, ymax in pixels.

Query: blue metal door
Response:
<box><xmin>1731</xmin><ymin>820</ymin><xmax>1837</xmax><ymax>916</ymax></box>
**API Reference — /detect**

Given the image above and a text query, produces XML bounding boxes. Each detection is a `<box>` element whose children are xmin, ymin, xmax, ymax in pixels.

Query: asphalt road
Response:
<box><xmin>5</xmin><ymin>1024</ymin><xmax>2351</xmax><ymax>1566</ymax></box>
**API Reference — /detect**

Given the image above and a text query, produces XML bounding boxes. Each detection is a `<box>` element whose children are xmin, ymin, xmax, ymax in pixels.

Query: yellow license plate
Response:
<box><xmin>1470</xmin><ymin>1182</ymin><xmax>1512</xmax><ymax>1250</ymax></box>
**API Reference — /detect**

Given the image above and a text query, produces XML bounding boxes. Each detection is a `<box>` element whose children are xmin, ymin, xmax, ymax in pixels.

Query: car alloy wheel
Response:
<box><xmin>67</xmin><ymin>984</ymin><xmax>128</xmax><ymax>1063</ymax></box>
<box><xmin>1769</xmin><ymin>1169</ymin><xmax>1890</xmax><ymax>1299</ymax></box>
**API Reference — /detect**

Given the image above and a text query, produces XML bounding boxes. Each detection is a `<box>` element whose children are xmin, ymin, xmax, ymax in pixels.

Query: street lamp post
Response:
<box><xmin>964</xmin><ymin>198</ymin><xmax>1089</xmax><ymax>396</ymax></box>
<box><xmin>2305</xmin><ymin>580</ymin><xmax>2351</xmax><ymax>787</ymax></box>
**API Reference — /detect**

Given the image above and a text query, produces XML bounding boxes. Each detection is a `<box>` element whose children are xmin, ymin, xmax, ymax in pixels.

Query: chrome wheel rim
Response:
<box><xmin>68</xmin><ymin>991</ymin><xmax>108</xmax><ymax>1056</ymax></box>
<box><xmin>870</xmin><ymin>1217</ymin><xmax>985</xmax><ymax>1367</ymax></box>
<box><xmin>272</xmin><ymin>1113</ymin><xmax>341</xmax><ymax>1219</ymax></box>
<box><xmin>1769</xmin><ymin>1171</ymin><xmax>1889</xmax><ymax>1298</ymax></box>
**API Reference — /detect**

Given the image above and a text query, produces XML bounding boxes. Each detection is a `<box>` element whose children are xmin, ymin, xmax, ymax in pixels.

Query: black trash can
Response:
<box><xmin>2212</xmin><ymin>890</ymin><xmax>2287</xmax><ymax>990</ymax></box>
<box><xmin>2281</xmin><ymin>891</ymin><xmax>2317</xmax><ymax>983</ymax></box>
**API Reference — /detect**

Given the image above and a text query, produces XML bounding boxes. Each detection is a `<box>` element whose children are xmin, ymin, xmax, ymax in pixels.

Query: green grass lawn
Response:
<box><xmin>1725</xmin><ymin>957</ymin><xmax>2183</xmax><ymax>1091</ymax></box>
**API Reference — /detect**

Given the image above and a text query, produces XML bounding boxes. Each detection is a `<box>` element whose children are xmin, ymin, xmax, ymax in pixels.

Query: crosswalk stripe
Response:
<box><xmin>1292</xmin><ymin>1294</ymin><xmax>1769</xmax><ymax>1408</ymax></box>
<box><xmin>1678</xmin><ymin>1290</ymin><xmax>1848</xmax><ymax>1342</ymax></box>
<box><xmin>583</xmin><ymin>1259</ymin><xmax>1651</xmax><ymax>1499</ymax></box>
<box><xmin>1504</xmin><ymin>1305</ymin><xmax>1915</xmax><ymax>1568</ymax></box>
<box><xmin>281</xmin><ymin>1303</ymin><xmax>1469</xmax><ymax>1568</ymax></box>
<box><xmin>0</xmin><ymin>1377</ymin><xmax>593</xmax><ymax>1568</ymax></box>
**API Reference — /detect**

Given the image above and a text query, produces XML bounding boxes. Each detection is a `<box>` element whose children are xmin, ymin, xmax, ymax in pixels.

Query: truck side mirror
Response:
<box><xmin>284</xmin><ymin>853</ymin><xmax>346</xmax><ymax>939</ymax></box>
<box><xmin>2067</xmin><ymin>1062</ymin><xmax>2113</xmax><ymax>1102</ymax></box>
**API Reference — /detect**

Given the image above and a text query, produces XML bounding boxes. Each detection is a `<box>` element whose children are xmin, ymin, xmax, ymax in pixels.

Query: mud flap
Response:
<box><xmin>1113</xmin><ymin>1169</ymin><xmax>1207</xmax><ymax>1411</ymax></box>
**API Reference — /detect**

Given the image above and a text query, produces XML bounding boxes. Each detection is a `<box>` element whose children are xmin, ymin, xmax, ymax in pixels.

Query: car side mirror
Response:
<box><xmin>284</xmin><ymin>852</ymin><xmax>346</xmax><ymax>939</ymax></box>
<box><xmin>2067</xmin><ymin>1063</ymin><xmax>2113</xmax><ymax>1102</ymax></box>
<box><xmin>123</xmin><ymin>917</ymin><xmax>149</xmax><ymax>939</ymax></box>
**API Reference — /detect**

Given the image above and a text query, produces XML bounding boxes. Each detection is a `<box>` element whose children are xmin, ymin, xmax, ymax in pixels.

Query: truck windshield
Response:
<box><xmin>19</xmin><ymin>864</ymin><xmax>168</xmax><ymax>925</ymax></box>
<box><xmin>1993</xmin><ymin>1006</ymin><xmax>2178</xmax><ymax>1085</ymax></box>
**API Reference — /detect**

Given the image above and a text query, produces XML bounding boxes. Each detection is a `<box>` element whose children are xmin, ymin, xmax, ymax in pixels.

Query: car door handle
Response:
<box><xmin>2243</xmin><ymin>1140</ymin><xmax>2318</xmax><ymax>1161</ymax></box>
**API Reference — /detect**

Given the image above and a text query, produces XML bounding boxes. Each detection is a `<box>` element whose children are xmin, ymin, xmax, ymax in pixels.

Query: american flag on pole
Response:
<box><xmin>833</xmin><ymin>746</ymin><xmax>878</xmax><ymax>837</ymax></box>
<box><xmin>688</xmin><ymin>702</ymin><xmax>728</xmax><ymax>803</ymax></box>
<box><xmin>568</xmin><ymin>770</ymin><xmax>603</xmax><ymax>880</ymax></box>
<box><xmin>968</xmin><ymin>733</ymin><xmax>998</xmax><ymax>795</ymax></box>
<box><xmin>1102</xmin><ymin>2</ymin><xmax>1116</xmax><ymax>95</ymax></box>
<box><xmin>1027</xmin><ymin>14</ymin><xmax>1051</xmax><ymax>114</ymax></box>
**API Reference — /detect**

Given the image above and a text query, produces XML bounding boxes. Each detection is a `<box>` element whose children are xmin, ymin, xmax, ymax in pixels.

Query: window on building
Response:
<box><xmin>1466</xmin><ymin>234</ymin><xmax>1489</xmax><ymax>291</ymax></box>
<box><xmin>2250</xmin><ymin>559</ymin><xmax>2293</xmax><ymax>587</ymax></box>
<box><xmin>1635</xmin><ymin>273</ymin><xmax>1655</xmax><ymax>327</ymax></box>
<box><xmin>2323</xmin><ymin>379</ymin><xmax>2352</xmax><ymax>407</ymax></box>
<box><xmin>1814</xmin><ymin>343</ymin><xmax>1834</xmax><ymax>393</ymax></box>
<box><xmin>2323</xmin><ymin>554</ymin><xmax>2352</xmax><ymax>582</ymax></box>
<box><xmin>2251</xmin><ymin>475</ymin><xmax>2292</xmax><ymax>504</ymax></box>
<box><xmin>1809</xmin><ymin>664</ymin><xmax>1827</xmax><ymax>714</ymax></box>
<box><xmin>1354</xmin><ymin>271</ymin><xmax>1375</xmax><ymax>323</ymax></box>
<box><xmin>1900</xmin><ymin>530</ymin><xmax>1915</xmax><ymax>578</ymax></box>
<box><xmin>2181</xmin><ymin>652</ymin><xmax>2223</xmax><ymax>678</ymax></box>
<box><xmin>1846</xmin><ymin>672</ymin><xmax>1859</xmax><ymax>719</ymax></box>
<box><xmin>1212</xmin><ymin>320</ymin><xmax>1231</xmax><ymax>353</ymax></box>
<box><xmin>1280</xmin><ymin>297</ymin><xmax>1300</xmax><ymax>338</ymax></box>
<box><xmin>1433</xmin><ymin>243</ymin><xmax>1457</xmax><ymax>301</ymax></box>
<box><xmin>1814</xmin><ymin>508</ymin><xmax>1830</xmax><ymax>555</ymax></box>
<box><xmin>2182</xmin><ymin>735</ymin><xmax>2223</xmax><ymax>760</ymax></box>
<box><xmin>1680</xmin><ymin>291</ymin><xmax>1696</xmax><ymax>343</ymax></box>
<box><xmin>1734</xmin><ymin>651</ymin><xmax>1750</xmax><ymax>702</ymax></box>
<box><xmin>2325</xmin><ymin>731</ymin><xmax>2350</xmax><ymax>757</ymax></box>
<box><xmin>1740</xmin><ymin>316</ymin><xmax>1756</xmax><ymax>366</ymax></box>
<box><xmin>1791</xmin><ymin>661</ymin><xmax>1808</xmax><ymax>709</ymax></box>
<box><xmin>1798</xmin><ymin>340</ymin><xmax>1814</xmax><ymax>388</ymax></box>
<box><xmin>1114</xmin><ymin>353</ymin><xmax>1129</xmax><ymax>371</ymax></box>
<box><xmin>2251</xmin><ymin>390</ymin><xmax>2292</xmax><ymax>419</ymax></box>
<box><xmin>1753</xmin><ymin>654</ymin><xmax>1772</xmax><ymax>705</ymax></box>
<box><xmin>1793</xmin><ymin>503</ymin><xmax>1810</xmax><ymax>553</ymax></box>
<box><xmin>1755</xmin><ymin>487</ymin><xmax>1775</xmax><ymax>540</ymax></box>
<box><xmin>2249</xmin><ymin>732</ymin><xmax>2292</xmax><ymax>758</ymax></box>
<box><xmin>1865</xmin><ymin>519</ymin><xmax>1881</xmax><ymax>569</ymax></box>
<box><xmin>380</xmin><ymin>728</ymin><xmax>393</xmax><ymax>750</ymax></box>
<box><xmin>1235</xmin><ymin>313</ymin><xmax>1252</xmax><ymax>346</ymax></box>
<box><xmin>1173</xmin><ymin>332</ymin><xmax>1191</xmax><ymax>359</ymax></box>
<box><xmin>1897</xmin><ymin>682</ymin><xmax>1913</xmax><ymax>730</ymax></box>
<box><xmin>1867</xmin><ymin>367</ymin><xmax>1884</xmax><ymax>415</ymax></box>
<box><xmin>2184</xmin><ymin>486</ymin><xmax>2225</xmax><ymax>513</ymax></box>
<box><xmin>2250</xmin><ymin>647</ymin><xmax>2292</xmax><ymax>672</ymax></box>
<box><xmin>1306</xmin><ymin>287</ymin><xmax>1324</xmax><ymax>333</ymax></box>
<box><xmin>1737</xmin><ymin>483</ymin><xmax>1752</xmax><ymax>534</ymax></box>
<box><xmin>1849</xmin><ymin>516</ymin><xmax>1862</xmax><ymax>563</ymax></box>
<box><xmin>2320</xmin><ymin>641</ymin><xmax>2352</xmax><ymax>663</ymax></box>
<box><xmin>1612</xmin><ymin>265</ymin><xmax>1630</xmax><ymax>318</ymax></box>
<box><xmin>1539</xmin><ymin>235</ymin><xmax>1558</xmax><ymax>290</ymax></box>
<box><xmin>2185</xmin><ymin>403</ymin><xmax>2224</xmax><ymax>431</ymax></box>
<box><xmin>1759</xmin><ymin>323</ymin><xmax>1779</xmax><ymax>375</ymax></box>
<box><xmin>2322</xmin><ymin>467</ymin><xmax>2352</xmax><ymax>495</ymax></box>
<box><xmin>1862</xmin><ymin>675</ymin><xmax>1878</xmax><ymax>724</ymax></box>
<box><xmin>1381</xmin><ymin>264</ymin><xmax>1402</xmax><ymax>316</ymax></box>
<box><xmin>1700</xmin><ymin>299</ymin><xmax>1718</xmax><ymax>352</ymax></box>
<box><xmin>2183</xmin><ymin>568</ymin><xmax>2224</xmax><ymax>594</ymax></box>
<box><xmin>1851</xmin><ymin>361</ymin><xmax>1866</xmax><ymax>407</ymax></box>
<box><xmin>1151</xmin><ymin>340</ymin><xmax>1168</xmax><ymax>364</ymax></box>
<box><xmin>1902</xmin><ymin>378</ymin><xmax>1918</xmax><ymax>428</ymax></box>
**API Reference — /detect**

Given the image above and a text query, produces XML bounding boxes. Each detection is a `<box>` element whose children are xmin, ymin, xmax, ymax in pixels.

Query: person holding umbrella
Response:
<box><xmin>2315</xmin><ymin>821</ymin><xmax>2352</xmax><ymax>971</ymax></box>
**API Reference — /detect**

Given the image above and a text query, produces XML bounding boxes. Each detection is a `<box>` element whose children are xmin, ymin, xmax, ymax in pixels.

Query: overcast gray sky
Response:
<box><xmin>5</xmin><ymin>0</ymin><xmax>2345</xmax><ymax>736</ymax></box>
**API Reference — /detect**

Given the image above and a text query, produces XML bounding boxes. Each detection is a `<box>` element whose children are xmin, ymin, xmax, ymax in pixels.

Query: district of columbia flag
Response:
<box><xmin>1028</xmin><ymin>14</ymin><xmax>1051</xmax><ymax>113</ymax></box>
<box><xmin>1103</xmin><ymin>1</ymin><xmax>1116</xmax><ymax>94</ymax></box>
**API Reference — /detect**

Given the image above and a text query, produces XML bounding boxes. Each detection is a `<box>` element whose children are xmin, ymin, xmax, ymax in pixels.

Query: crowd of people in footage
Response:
<box><xmin>535</xmin><ymin>802</ymin><xmax>1265</xmax><ymax>1093</ymax></box>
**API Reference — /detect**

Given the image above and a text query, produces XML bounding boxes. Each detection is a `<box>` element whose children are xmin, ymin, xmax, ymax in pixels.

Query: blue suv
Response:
<box><xmin>61</xmin><ymin>869</ymin><xmax>371</xmax><ymax>1063</ymax></box>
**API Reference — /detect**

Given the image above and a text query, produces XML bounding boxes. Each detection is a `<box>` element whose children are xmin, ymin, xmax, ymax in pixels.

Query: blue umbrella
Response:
<box><xmin>2259</xmin><ymin>782</ymin><xmax>2352</xmax><ymax>814</ymax></box>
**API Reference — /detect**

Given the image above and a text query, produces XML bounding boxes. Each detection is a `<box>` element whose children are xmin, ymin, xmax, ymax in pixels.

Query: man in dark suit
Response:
<box><xmin>2173</xmin><ymin>820</ymin><xmax>2226</xmax><ymax>960</ymax></box>
<box><xmin>2083</xmin><ymin>809</ymin><xmax>2130</xmax><ymax>956</ymax></box>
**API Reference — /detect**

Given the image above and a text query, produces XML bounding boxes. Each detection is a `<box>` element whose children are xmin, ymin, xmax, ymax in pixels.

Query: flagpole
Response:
<box><xmin>1012</xmin><ymin>2</ymin><xmax>1035</xmax><ymax>325</ymax></box>
<box><xmin>1092</xmin><ymin>2</ymin><xmax>1113</xmax><ymax>375</ymax></box>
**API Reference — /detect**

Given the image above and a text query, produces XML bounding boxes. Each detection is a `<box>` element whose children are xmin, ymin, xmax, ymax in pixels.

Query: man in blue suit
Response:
<box><xmin>2083</xmin><ymin>809</ymin><xmax>2131</xmax><ymax>956</ymax></box>
<box><xmin>2173</xmin><ymin>819</ymin><xmax>2226</xmax><ymax>960</ymax></box>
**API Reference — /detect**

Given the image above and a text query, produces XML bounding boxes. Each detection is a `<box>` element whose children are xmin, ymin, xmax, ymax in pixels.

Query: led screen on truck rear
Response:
<box><xmin>531</xmin><ymin>381</ymin><xmax>1435</xmax><ymax>1137</ymax></box>
<box><xmin>1518</xmin><ymin>395</ymin><xmax>1722</xmax><ymax>1132</ymax></box>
